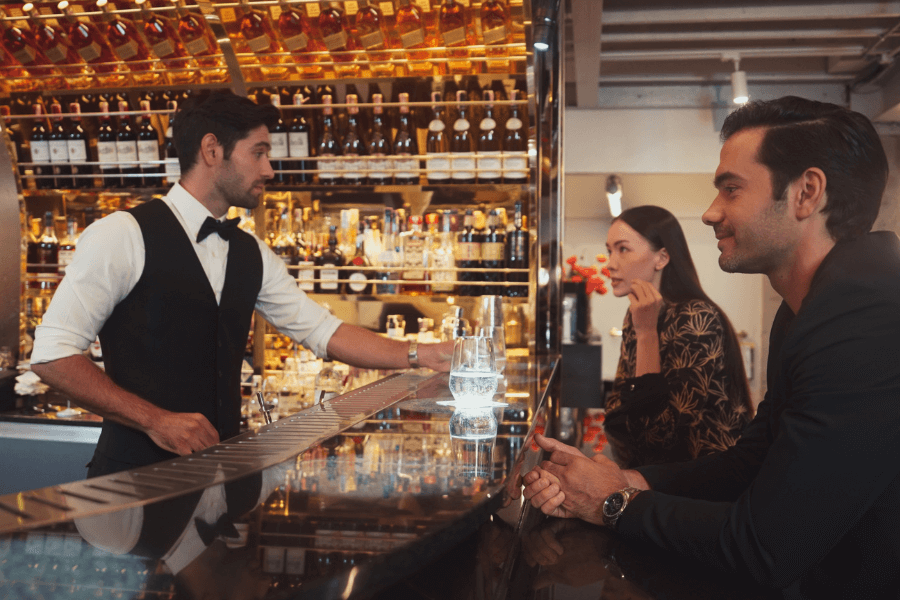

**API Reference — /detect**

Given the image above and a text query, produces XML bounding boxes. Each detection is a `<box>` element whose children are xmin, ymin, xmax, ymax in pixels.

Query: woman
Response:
<box><xmin>602</xmin><ymin>205</ymin><xmax>752</xmax><ymax>468</ymax></box>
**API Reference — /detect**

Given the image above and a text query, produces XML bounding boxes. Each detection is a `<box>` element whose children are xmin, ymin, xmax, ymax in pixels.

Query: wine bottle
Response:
<box><xmin>482</xmin><ymin>209</ymin><xmax>506</xmax><ymax>294</ymax></box>
<box><xmin>37</xmin><ymin>211</ymin><xmax>59</xmax><ymax>292</ymax></box>
<box><xmin>287</xmin><ymin>92</ymin><xmax>312</xmax><ymax>184</ymax></box>
<box><xmin>58</xmin><ymin>216</ymin><xmax>78</xmax><ymax>277</ymax></box>
<box><xmin>315</xmin><ymin>225</ymin><xmax>343</xmax><ymax>293</ymax></box>
<box><xmin>367</xmin><ymin>94</ymin><xmax>392</xmax><ymax>185</ymax></box>
<box><xmin>316</xmin><ymin>94</ymin><xmax>341</xmax><ymax>185</ymax></box>
<box><xmin>502</xmin><ymin>89</ymin><xmax>527</xmax><ymax>183</ymax></box>
<box><xmin>477</xmin><ymin>90</ymin><xmax>502</xmax><ymax>184</ymax></box>
<box><xmin>48</xmin><ymin>103</ymin><xmax>72</xmax><ymax>189</ymax></box>
<box><xmin>505</xmin><ymin>200</ymin><xmax>528</xmax><ymax>297</ymax></box>
<box><xmin>268</xmin><ymin>95</ymin><xmax>289</xmax><ymax>186</ymax></box>
<box><xmin>96</xmin><ymin>100</ymin><xmax>120</xmax><ymax>189</ymax></box>
<box><xmin>67</xmin><ymin>102</ymin><xmax>93</xmax><ymax>190</ymax></box>
<box><xmin>116</xmin><ymin>101</ymin><xmax>141</xmax><ymax>188</ymax></box>
<box><xmin>341</xmin><ymin>94</ymin><xmax>366</xmax><ymax>185</ymax></box>
<box><xmin>392</xmin><ymin>92</ymin><xmax>420</xmax><ymax>185</ymax></box>
<box><xmin>450</xmin><ymin>90</ymin><xmax>475</xmax><ymax>184</ymax></box>
<box><xmin>29</xmin><ymin>103</ymin><xmax>53</xmax><ymax>190</ymax></box>
<box><xmin>163</xmin><ymin>100</ymin><xmax>180</xmax><ymax>186</ymax></box>
<box><xmin>137</xmin><ymin>99</ymin><xmax>162</xmax><ymax>187</ymax></box>
<box><xmin>425</xmin><ymin>91</ymin><xmax>450</xmax><ymax>184</ymax></box>
<box><xmin>456</xmin><ymin>208</ymin><xmax>481</xmax><ymax>295</ymax></box>
<box><xmin>136</xmin><ymin>0</ymin><xmax>197</xmax><ymax>84</ymax></box>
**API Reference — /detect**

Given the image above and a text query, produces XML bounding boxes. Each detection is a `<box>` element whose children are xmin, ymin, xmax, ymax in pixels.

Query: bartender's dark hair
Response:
<box><xmin>614</xmin><ymin>205</ymin><xmax>752</xmax><ymax>414</ymax></box>
<box><xmin>721</xmin><ymin>96</ymin><xmax>887</xmax><ymax>242</ymax></box>
<box><xmin>173</xmin><ymin>90</ymin><xmax>280</xmax><ymax>176</ymax></box>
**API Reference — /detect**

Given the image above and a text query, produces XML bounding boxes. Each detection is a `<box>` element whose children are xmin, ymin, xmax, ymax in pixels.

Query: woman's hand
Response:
<box><xmin>628</xmin><ymin>279</ymin><xmax>664</xmax><ymax>334</ymax></box>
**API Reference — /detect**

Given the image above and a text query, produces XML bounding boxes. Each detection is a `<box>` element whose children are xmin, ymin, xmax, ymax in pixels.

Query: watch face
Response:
<box><xmin>603</xmin><ymin>492</ymin><xmax>625</xmax><ymax>517</ymax></box>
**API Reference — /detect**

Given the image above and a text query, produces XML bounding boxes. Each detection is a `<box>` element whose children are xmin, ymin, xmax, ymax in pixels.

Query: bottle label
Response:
<box><xmin>477</xmin><ymin>151</ymin><xmax>501</xmax><ymax>180</ymax></box>
<box><xmin>304</xmin><ymin>3</ymin><xmax>320</xmax><ymax>18</ymax></box>
<box><xmin>482</xmin><ymin>241</ymin><xmax>504</xmax><ymax>261</ymax></box>
<box><xmin>114</xmin><ymin>40</ymin><xmax>140</xmax><ymax>61</ymax></box>
<box><xmin>185</xmin><ymin>36</ymin><xmax>211</xmax><ymax>55</ymax></box>
<box><xmin>59</xmin><ymin>249</ymin><xmax>76</xmax><ymax>273</ymax></box>
<box><xmin>400</xmin><ymin>28</ymin><xmax>425</xmax><ymax>48</ymax></box>
<box><xmin>137</xmin><ymin>139</ymin><xmax>159</xmax><ymax>162</ymax></box>
<box><xmin>219</xmin><ymin>7</ymin><xmax>237</xmax><ymax>22</ymax></box>
<box><xmin>359</xmin><ymin>29</ymin><xmax>384</xmax><ymax>50</ymax></box>
<box><xmin>269</xmin><ymin>132</ymin><xmax>288</xmax><ymax>159</ymax></box>
<box><xmin>506</xmin><ymin>117</ymin><xmax>523</xmax><ymax>131</ymax></box>
<box><xmin>431</xmin><ymin>251</ymin><xmax>455</xmax><ymax>292</ymax></box>
<box><xmin>49</xmin><ymin>140</ymin><xmax>69</xmax><ymax>164</ymax></box>
<box><xmin>320</xmin><ymin>268</ymin><xmax>339</xmax><ymax>291</ymax></box>
<box><xmin>441</xmin><ymin>27</ymin><xmax>466</xmax><ymax>47</ymax></box>
<box><xmin>344</xmin><ymin>1</ymin><xmax>359</xmax><ymax>15</ymax></box>
<box><xmin>453</xmin><ymin>119</ymin><xmax>470</xmax><ymax>132</ymax></box>
<box><xmin>425</xmin><ymin>153</ymin><xmax>450</xmax><ymax>180</ymax></box>
<box><xmin>450</xmin><ymin>154</ymin><xmax>475</xmax><ymax>180</ymax></box>
<box><xmin>347</xmin><ymin>271</ymin><xmax>368</xmax><ymax>293</ymax></box>
<box><xmin>165</xmin><ymin>157</ymin><xmax>181</xmax><ymax>178</ymax></box>
<box><xmin>318</xmin><ymin>155</ymin><xmax>339</xmax><ymax>181</ymax></box>
<box><xmin>428</xmin><ymin>119</ymin><xmax>445</xmax><ymax>133</ymax></box>
<box><xmin>45</xmin><ymin>44</ymin><xmax>68</xmax><ymax>64</ymax></box>
<box><xmin>152</xmin><ymin>39</ymin><xmax>177</xmax><ymax>58</ymax></box>
<box><xmin>116</xmin><ymin>140</ymin><xmax>138</xmax><ymax>169</ymax></box>
<box><xmin>414</xmin><ymin>0</ymin><xmax>430</xmax><ymax>12</ymax></box>
<box><xmin>247</xmin><ymin>34</ymin><xmax>272</xmax><ymax>53</ymax></box>
<box><xmin>30</xmin><ymin>140</ymin><xmax>50</xmax><ymax>163</ymax></box>
<box><xmin>297</xmin><ymin>261</ymin><xmax>315</xmax><ymax>291</ymax></box>
<box><xmin>482</xmin><ymin>25</ymin><xmax>508</xmax><ymax>45</ymax></box>
<box><xmin>502</xmin><ymin>154</ymin><xmax>527</xmax><ymax>180</ymax></box>
<box><xmin>379</xmin><ymin>1</ymin><xmax>394</xmax><ymax>17</ymax></box>
<box><xmin>323</xmin><ymin>30</ymin><xmax>349</xmax><ymax>51</ymax></box>
<box><xmin>343</xmin><ymin>155</ymin><xmax>363</xmax><ymax>181</ymax></box>
<box><xmin>480</xmin><ymin>118</ymin><xmax>496</xmax><ymax>131</ymax></box>
<box><xmin>67</xmin><ymin>140</ymin><xmax>87</xmax><ymax>162</ymax></box>
<box><xmin>97</xmin><ymin>140</ymin><xmax>118</xmax><ymax>164</ymax></box>
<box><xmin>402</xmin><ymin>236</ymin><xmax>426</xmax><ymax>280</ymax></box>
<box><xmin>13</xmin><ymin>46</ymin><xmax>37</xmax><ymax>65</ymax></box>
<box><xmin>393</xmin><ymin>156</ymin><xmax>418</xmax><ymax>180</ymax></box>
<box><xmin>288</xmin><ymin>131</ymin><xmax>309</xmax><ymax>158</ymax></box>
<box><xmin>457</xmin><ymin>241</ymin><xmax>481</xmax><ymax>260</ymax></box>
<box><xmin>368</xmin><ymin>155</ymin><xmax>389</xmax><ymax>181</ymax></box>
<box><xmin>77</xmin><ymin>42</ymin><xmax>102</xmax><ymax>63</ymax></box>
<box><xmin>283</xmin><ymin>32</ymin><xmax>310</xmax><ymax>52</ymax></box>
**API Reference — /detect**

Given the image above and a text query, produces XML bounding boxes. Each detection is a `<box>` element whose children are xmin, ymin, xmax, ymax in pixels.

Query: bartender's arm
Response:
<box><xmin>326</xmin><ymin>323</ymin><xmax>453</xmax><ymax>371</ymax></box>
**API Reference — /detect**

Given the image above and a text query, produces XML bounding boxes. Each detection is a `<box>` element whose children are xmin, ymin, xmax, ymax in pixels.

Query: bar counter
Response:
<box><xmin>0</xmin><ymin>355</ymin><xmax>775</xmax><ymax>600</ymax></box>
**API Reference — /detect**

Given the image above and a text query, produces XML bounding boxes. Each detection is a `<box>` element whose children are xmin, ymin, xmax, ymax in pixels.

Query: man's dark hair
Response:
<box><xmin>173</xmin><ymin>91</ymin><xmax>280</xmax><ymax>176</ymax></box>
<box><xmin>720</xmin><ymin>96</ymin><xmax>888</xmax><ymax>242</ymax></box>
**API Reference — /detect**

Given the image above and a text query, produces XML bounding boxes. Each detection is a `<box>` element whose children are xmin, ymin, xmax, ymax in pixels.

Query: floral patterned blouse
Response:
<box><xmin>603</xmin><ymin>299</ymin><xmax>751</xmax><ymax>468</ymax></box>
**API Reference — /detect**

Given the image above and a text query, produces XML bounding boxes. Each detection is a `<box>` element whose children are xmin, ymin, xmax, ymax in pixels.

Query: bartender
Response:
<box><xmin>31</xmin><ymin>91</ymin><xmax>452</xmax><ymax>478</ymax></box>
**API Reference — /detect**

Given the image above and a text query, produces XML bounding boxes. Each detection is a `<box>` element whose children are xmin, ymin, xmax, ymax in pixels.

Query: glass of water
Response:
<box><xmin>477</xmin><ymin>325</ymin><xmax>507</xmax><ymax>376</ymax></box>
<box><xmin>449</xmin><ymin>336</ymin><xmax>498</xmax><ymax>406</ymax></box>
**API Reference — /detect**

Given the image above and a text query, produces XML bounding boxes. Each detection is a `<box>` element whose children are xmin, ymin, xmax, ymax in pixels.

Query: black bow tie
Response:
<box><xmin>196</xmin><ymin>216</ymin><xmax>241</xmax><ymax>243</ymax></box>
<box><xmin>194</xmin><ymin>513</ymin><xmax>240</xmax><ymax>546</ymax></box>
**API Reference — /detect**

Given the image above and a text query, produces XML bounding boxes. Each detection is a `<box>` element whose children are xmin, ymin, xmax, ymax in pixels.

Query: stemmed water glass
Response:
<box><xmin>448</xmin><ymin>336</ymin><xmax>499</xmax><ymax>406</ymax></box>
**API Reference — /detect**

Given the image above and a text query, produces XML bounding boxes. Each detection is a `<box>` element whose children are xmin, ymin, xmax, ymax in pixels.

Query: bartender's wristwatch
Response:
<box><xmin>602</xmin><ymin>487</ymin><xmax>642</xmax><ymax>528</ymax></box>
<box><xmin>407</xmin><ymin>339</ymin><xmax>420</xmax><ymax>368</ymax></box>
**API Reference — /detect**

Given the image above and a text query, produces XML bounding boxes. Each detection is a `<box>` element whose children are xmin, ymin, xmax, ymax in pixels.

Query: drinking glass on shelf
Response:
<box><xmin>477</xmin><ymin>325</ymin><xmax>507</xmax><ymax>376</ymax></box>
<box><xmin>449</xmin><ymin>336</ymin><xmax>499</xmax><ymax>406</ymax></box>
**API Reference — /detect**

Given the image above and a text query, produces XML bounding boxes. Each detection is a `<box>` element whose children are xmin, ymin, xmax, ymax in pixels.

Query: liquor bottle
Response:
<box><xmin>271</xmin><ymin>208</ymin><xmax>298</xmax><ymax>268</ymax></box>
<box><xmin>96</xmin><ymin>0</ymin><xmax>163</xmax><ymax>86</ymax></box>
<box><xmin>238</xmin><ymin>0</ymin><xmax>291</xmax><ymax>80</ymax></box>
<box><xmin>163</xmin><ymin>100</ymin><xmax>179</xmax><ymax>186</ymax></box>
<box><xmin>505</xmin><ymin>200</ymin><xmax>528</xmax><ymax>297</ymax></box>
<box><xmin>22</xmin><ymin>2</ymin><xmax>94</xmax><ymax>87</ymax></box>
<box><xmin>286</xmin><ymin>92</ymin><xmax>312</xmax><ymax>184</ymax></box>
<box><xmin>392</xmin><ymin>92</ymin><xmax>420</xmax><ymax>185</ymax></box>
<box><xmin>431</xmin><ymin>210</ymin><xmax>456</xmax><ymax>294</ymax></box>
<box><xmin>136</xmin><ymin>0</ymin><xmax>197</xmax><ymax>84</ymax></box>
<box><xmin>395</xmin><ymin>0</ymin><xmax>433</xmax><ymax>76</ymax></box>
<box><xmin>456</xmin><ymin>208</ymin><xmax>481</xmax><ymax>295</ymax></box>
<box><xmin>481</xmin><ymin>208</ymin><xmax>505</xmax><ymax>294</ymax></box>
<box><xmin>502</xmin><ymin>88</ymin><xmax>527</xmax><ymax>182</ymax></box>
<box><xmin>315</xmin><ymin>225</ymin><xmax>343</xmax><ymax>293</ymax></box>
<box><xmin>96</xmin><ymin>100</ymin><xmax>119</xmax><ymax>188</ymax></box>
<box><xmin>29</xmin><ymin>103</ymin><xmax>53</xmax><ymax>190</ymax></box>
<box><xmin>58</xmin><ymin>216</ymin><xmax>78</xmax><ymax>276</ymax></box>
<box><xmin>477</xmin><ymin>90</ymin><xmax>502</xmax><ymax>184</ymax></box>
<box><xmin>295</xmin><ymin>208</ymin><xmax>316</xmax><ymax>292</ymax></box>
<box><xmin>268</xmin><ymin>95</ymin><xmax>289</xmax><ymax>186</ymax></box>
<box><xmin>174</xmin><ymin>0</ymin><xmax>227</xmax><ymax>83</ymax></box>
<box><xmin>211</xmin><ymin>0</ymin><xmax>252</xmax><ymax>69</ymax></box>
<box><xmin>425</xmin><ymin>91</ymin><xmax>450</xmax><ymax>184</ymax></box>
<box><xmin>399</xmin><ymin>214</ymin><xmax>430</xmax><ymax>295</ymax></box>
<box><xmin>36</xmin><ymin>211</ymin><xmax>59</xmax><ymax>292</ymax></box>
<box><xmin>438</xmin><ymin>0</ymin><xmax>474</xmax><ymax>74</ymax></box>
<box><xmin>341</xmin><ymin>94</ymin><xmax>366</xmax><ymax>185</ymax></box>
<box><xmin>318</xmin><ymin>2</ymin><xmax>360</xmax><ymax>78</ymax></box>
<box><xmin>317</xmin><ymin>94</ymin><xmax>341</xmax><ymax>185</ymax></box>
<box><xmin>355</xmin><ymin>0</ymin><xmax>393</xmax><ymax>77</ymax></box>
<box><xmin>116</xmin><ymin>101</ymin><xmax>140</xmax><ymax>188</ymax></box>
<box><xmin>480</xmin><ymin>0</ymin><xmax>510</xmax><ymax>73</ymax></box>
<box><xmin>57</xmin><ymin>0</ymin><xmax>126</xmax><ymax>87</ymax></box>
<box><xmin>367</xmin><ymin>94</ymin><xmax>392</xmax><ymax>185</ymax></box>
<box><xmin>48</xmin><ymin>103</ymin><xmax>72</xmax><ymax>189</ymax></box>
<box><xmin>66</xmin><ymin>102</ymin><xmax>93</xmax><ymax>190</ymax></box>
<box><xmin>345</xmin><ymin>222</ymin><xmax>372</xmax><ymax>295</ymax></box>
<box><xmin>274</xmin><ymin>0</ymin><xmax>324</xmax><ymax>79</ymax></box>
<box><xmin>0</xmin><ymin>6</ymin><xmax>61</xmax><ymax>83</ymax></box>
<box><xmin>137</xmin><ymin>99</ymin><xmax>162</xmax><ymax>187</ymax></box>
<box><xmin>449</xmin><ymin>90</ymin><xmax>475</xmax><ymax>184</ymax></box>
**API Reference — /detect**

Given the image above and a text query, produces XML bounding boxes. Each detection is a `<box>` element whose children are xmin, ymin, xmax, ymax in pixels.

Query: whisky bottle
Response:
<box><xmin>476</xmin><ymin>90</ymin><xmax>502</xmax><ymax>184</ymax></box>
<box><xmin>268</xmin><ymin>95</ymin><xmax>289</xmax><ymax>185</ymax></box>
<box><xmin>37</xmin><ymin>211</ymin><xmax>59</xmax><ymax>292</ymax></box>
<box><xmin>48</xmin><ymin>103</ymin><xmax>72</xmax><ymax>189</ymax></box>
<box><xmin>431</xmin><ymin>210</ymin><xmax>456</xmax><ymax>294</ymax></box>
<box><xmin>315</xmin><ymin>225</ymin><xmax>343</xmax><ymax>293</ymax></box>
<box><xmin>174</xmin><ymin>0</ymin><xmax>227</xmax><ymax>83</ymax></box>
<box><xmin>395</xmin><ymin>0</ymin><xmax>433</xmax><ymax>76</ymax></box>
<box><xmin>318</xmin><ymin>1</ymin><xmax>360</xmax><ymax>78</ymax></box>
<box><xmin>345</xmin><ymin>230</ymin><xmax>372</xmax><ymax>295</ymax></box>
<box><xmin>502</xmin><ymin>88</ymin><xmax>527</xmax><ymax>183</ymax></box>
<box><xmin>22</xmin><ymin>2</ymin><xmax>94</xmax><ymax>87</ymax></box>
<box><xmin>480</xmin><ymin>0</ymin><xmax>510</xmax><ymax>73</ymax></box>
<box><xmin>0</xmin><ymin>6</ymin><xmax>61</xmax><ymax>82</ymax></box>
<box><xmin>367</xmin><ymin>94</ymin><xmax>392</xmax><ymax>185</ymax></box>
<box><xmin>116</xmin><ymin>100</ymin><xmax>141</xmax><ymax>188</ymax></box>
<box><xmin>425</xmin><ymin>91</ymin><xmax>450</xmax><ymax>184</ymax></box>
<box><xmin>355</xmin><ymin>0</ymin><xmax>393</xmax><ymax>77</ymax></box>
<box><xmin>29</xmin><ymin>103</ymin><xmax>53</xmax><ymax>190</ymax></box>
<box><xmin>400</xmin><ymin>214</ymin><xmax>430</xmax><ymax>295</ymax></box>
<box><xmin>136</xmin><ymin>0</ymin><xmax>197</xmax><ymax>84</ymax></box>
<box><xmin>456</xmin><ymin>208</ymin><xmax>481</xmax><ymax>295</ymax></box>
<box><xmin>287</xmin><ymin>92</ymin><xmax>312</xmax><ymax>184</ymax></box>
<box><xmin>296</xmin><ymin>208</ymin><xmax>316</xmax><ymax>292</ymax></box>
<box><xmin>96</xmin><ymin>0</ymin><xmax>163</xmax><ymax>86</ymax></box>
<box><xmin>67</xmin><ymin>102</ymin><xmax>92</xmax><ymax>190</ymax></box>
<box><xmin>316</xmin><ymin>94</ymin><xmax>341</xmax><ymax>185</ymax></box>
<box><xmin>481</xmin><ymin>208</ymin><xmax>505</xmax><ymax>294</ymax></box>
<box><xmin>438</xmin><ymin>0</ymin><xmax>474</xmax><ymax>75</ymax></box>
<box><xmin>163</xmin><ymin>99</ymin><xmax>179</xmax><ymax>186</ymax></box>
<box><xmin>137</xmin><ymin>99</ymin><xmax>162</xmax><ymax>187</ymax></box>
<box><xmin>274</xmin><ymin>0</ymin><xmax>324</xmax><ymax>79</ymax></box>
<box><xmin>393</xmin><ymin>92</ymin><xmax>420</xmax><ymax>185</ymax></box>
<box><xmin>58</xmin><ymin>216</ymin><xmax>79</xmax><ymax>277</ymax></box>
<box><xmin>505</xmin><ymin>199</ymin><xmax>528</xmax><ymax>297</ymax></box>
<box><xmin>449</xmin><ymin>90</ymin><xmax>475</xmax><ymax>184</ymax></box>
<box><xmin>341</xmin><ymin>94</ymin><xmax>366</xmax><ymax>185</ymax></box>
<box><xmin>96</xmin><ymin>100</ymin><xmax>120</xmax><ymax>188</ymax></box>
<box><xmin>238</xmin><ymin>0</ymin><xmax>291</xmax><ymax>80</ymax></box>
<box><xmin>57</xmin><ymin>0</ymin><xmax>126</xmax><ymax>87</ymax></box>
<box><xmin>271</xmin><ymin>208</ymin><xmax>298</xmax><ymax>268</ymax></box>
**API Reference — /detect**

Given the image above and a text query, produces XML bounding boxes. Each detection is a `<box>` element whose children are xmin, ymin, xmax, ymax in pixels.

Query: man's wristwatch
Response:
<box><xmin>602</xmin><ymin>487</ymin><xmax>642</xmax><ymax>528</ymax></box>
<box><xmin>407</xmin><ymin>339</ymin><xmax>420</xmax><ymax>368</ymax></box>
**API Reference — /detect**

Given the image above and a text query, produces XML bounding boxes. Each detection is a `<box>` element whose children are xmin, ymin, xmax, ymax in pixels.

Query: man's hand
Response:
<box><xmin>420</xmin><ymin>340</ymin><xmax>454</xmax><ymax>372</ymax></box>
<box><xmin>628</xmin><ymin>279</ymin><xmax>664</xmax><ymax>334</ymax></box>
<box><xmin>146</xmin><ymin>411</ymin><xmax>219</xmax><ymax>456</ymax></box>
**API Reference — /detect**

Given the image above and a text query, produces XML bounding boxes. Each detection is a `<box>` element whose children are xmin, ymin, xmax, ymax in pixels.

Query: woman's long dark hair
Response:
<box><xmin>614</xmin><ymin>205</ymin><xmax>753</xmax><ymax>414</ymax></box>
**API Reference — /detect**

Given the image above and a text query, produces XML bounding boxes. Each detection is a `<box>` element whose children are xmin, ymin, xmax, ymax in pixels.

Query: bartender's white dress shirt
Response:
<box><xmin>32</xmin><ymin>183</ymin><xmax>341</xmax><ymax>364</ymax></box>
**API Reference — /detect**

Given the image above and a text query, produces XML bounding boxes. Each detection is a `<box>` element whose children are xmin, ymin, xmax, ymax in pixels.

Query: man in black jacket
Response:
<box><xmin>523</xmin><ymin>96</ymin><xmax>900</xmax><ymax>599</ymax></box>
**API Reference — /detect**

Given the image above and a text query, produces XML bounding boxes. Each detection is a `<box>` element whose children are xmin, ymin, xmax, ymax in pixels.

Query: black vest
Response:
<box><xmin>96</xmin><ymin>199</ymin><xmax>262</xmax><ymax>468</ymax></box>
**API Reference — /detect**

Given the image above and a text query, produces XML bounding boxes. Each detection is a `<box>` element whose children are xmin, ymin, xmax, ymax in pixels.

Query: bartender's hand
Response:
<box><xmin>418</xmin><ymin>340</ymin><xmax>454</xmax><ymax>372</ymax></box>
<box><xmin>628</xmin><ymin>279</ymin><xmax>664</xmax><ymax>334</ymax></box>
<box><xmin>146</xmin><ymin>410</ymin><xmax>220</xmax><ymax>456</ymax></box>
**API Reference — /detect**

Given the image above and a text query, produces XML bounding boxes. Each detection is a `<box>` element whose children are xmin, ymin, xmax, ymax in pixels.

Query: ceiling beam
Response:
<box><xmin>601</xmin><ymin>28</ymin><xmax>888</xmax><ymax>44</ymax></box>
<box><xmin>570</xmin><ymin>0</ymin><xmax>603</xmax><ymax>108</ymax></box>
<box><xmin>600</xmin><ymin>3</ymin><xmax>900</xmax><ymax>26</ymax></box>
